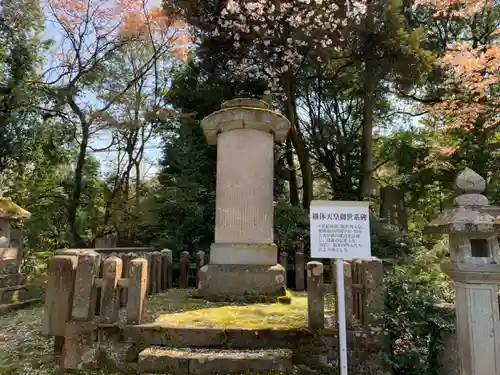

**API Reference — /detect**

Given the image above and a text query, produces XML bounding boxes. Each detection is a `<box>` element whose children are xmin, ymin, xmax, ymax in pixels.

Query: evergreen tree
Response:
<box><xmin>147</xmin><ymin>58</ymin><xmax>267</xmax><ymax>255</ymax></box>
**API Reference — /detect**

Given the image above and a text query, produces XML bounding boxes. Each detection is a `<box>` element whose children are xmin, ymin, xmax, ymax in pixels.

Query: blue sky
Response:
<box><xmin>39</xmin><ymin>0</ymin><xmax>423</xmax><ymax>181</ymax></box>
<box><xmin>41</xmin><ymin>0</ymin><xmax>163</xmax><ymax>179</ymax></box>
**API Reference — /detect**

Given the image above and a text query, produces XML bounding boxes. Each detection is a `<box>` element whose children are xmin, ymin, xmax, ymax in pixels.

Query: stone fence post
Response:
<box><xmin>127</xmin><ymin>258</ymin><xmax>148</xmax><ymax>324</ymax></box>
<box><xmin>179</xmin><ymin>251</ymin><xmax>189</xmax><ymax>288</ymax></box>
<box><xmin>295</xmin><ymin>252</ymin><xmax>305</xmax><ymax>291</ymax></box>
<box><xmin>307</xmin><ymin>261</ymin><xmax>324</xmax><ymax>330</ymax></box>
<box><xmin>100</xmin><ymin>256</ymin><xmax>122</xmax><ymax>324</ymax></box>
<box><xmin>161</xmin><ymin>249</ymin><xmax>172</xmax><ymax>290</ymax></box>
<box><xmin>43</xmin><ymin>254</ymin><xmax>78</xmax><ymax>354</ymax></box>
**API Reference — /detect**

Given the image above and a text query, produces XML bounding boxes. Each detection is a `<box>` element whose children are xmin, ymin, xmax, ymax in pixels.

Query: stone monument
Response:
<box><xmin>198</xmin><ymin>98</ymin><xmax>291</xmax><ymax>301</ymax></box>
<box><xmin>426</xmin><ymin>168</ymin><xmax>500</xmax><ymax>375</ymax></box>
<box><xmin>0</xmin><ymin>197</ymin><xmax>31</xmax><ymax>308</ymax></box>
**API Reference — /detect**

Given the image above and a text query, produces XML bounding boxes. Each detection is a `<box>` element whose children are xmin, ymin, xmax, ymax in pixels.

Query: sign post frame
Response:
<box><xmin>309</xmin><ymin>200</ymin><xmax>372</xmax><ymax>375</ymax></box>
<box><xmin>336</xmin><ymin>258</ymin><xmax>348</xmax><ymax>375</ymax></box>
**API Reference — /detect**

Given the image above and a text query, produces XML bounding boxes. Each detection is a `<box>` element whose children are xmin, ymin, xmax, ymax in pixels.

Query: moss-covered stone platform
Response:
<box><xmin>89</xmin><ymin>289</ymin><xmax>387</xmax><ymax>374</ymax></box>
<box><xmin>142</xmin><ymin>289</ymin><xmax>335</xmax><ymax>329</ymax></box>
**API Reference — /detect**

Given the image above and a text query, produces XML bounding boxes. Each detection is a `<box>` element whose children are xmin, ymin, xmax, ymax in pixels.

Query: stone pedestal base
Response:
<box><xmin>198</xmin><ymin>264</ymin><xmax>287</xmax><ymax>302</ymax></box>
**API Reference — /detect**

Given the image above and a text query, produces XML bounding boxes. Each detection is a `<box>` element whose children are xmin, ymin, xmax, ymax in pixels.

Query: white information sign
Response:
<box><xmin>309</xmin><ymin>200</ymin><xmax>372</xmax><ymax>375</ymax></box>
<box><xmin>310</xmin><ymin>200</ymin><xmax>371</xmax><ymax>259</ymax></box>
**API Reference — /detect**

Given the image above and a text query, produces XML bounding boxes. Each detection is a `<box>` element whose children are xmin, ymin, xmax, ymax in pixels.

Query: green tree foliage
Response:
<box><xmin>146</xmin><ymin>57</ymin><xmax>267</xmax><ymax>256</ymax></box>
<box><xmin>0</xmin><ymin>0</ymin><xmax>46</xmax><ymax>171</ymax></box>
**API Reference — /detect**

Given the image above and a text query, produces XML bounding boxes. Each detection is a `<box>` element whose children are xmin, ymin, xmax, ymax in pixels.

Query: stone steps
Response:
<box><xmin>137</xmin><ymin>347</ymin><xmax>293</xmax><ymax>375</ymax></box>
<box><xmin>122</xmin><ymin>325</ymin><xmax>317</xmax><ymax>349</ymax></box>
<box><xmin>120</xmin><ymin>324</ymin><xmax>383</xmax><ymax>352</ymax></box>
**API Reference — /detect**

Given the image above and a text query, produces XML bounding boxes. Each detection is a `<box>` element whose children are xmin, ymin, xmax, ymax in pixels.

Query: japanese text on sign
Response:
<box><xmin>310</xmin><ymin>201</ymin><xmax>372</xmax><ymax>259</ymax></box>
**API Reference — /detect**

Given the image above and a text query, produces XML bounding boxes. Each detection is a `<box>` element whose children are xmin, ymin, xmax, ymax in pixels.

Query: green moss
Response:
<box><xmin>0</xmin><ymin>197</ymin><xmax>30</xmax><ymax>219</ymax></box>
<box><xmin>189</xmin><ymin>291</ymin><xmax>203</xmax><ymax>299</ymax></box>
<box><xmin>0</xmin><ymin>293</ymin><xmax>314</xmax><ymax>375</ymax></box>
<box><xmin>220</xmin><ymin>106</ymin><xmax>269</xmax><ymax>111</ymax></box>
<box><xmin>147</xmin><ymin>289</ymin><xmax>335</xmax><ymax>330</ymax></box>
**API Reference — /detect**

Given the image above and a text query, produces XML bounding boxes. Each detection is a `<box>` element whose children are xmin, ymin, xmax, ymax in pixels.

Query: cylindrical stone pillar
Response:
<box><xmin>215</xmin><ymin>129</ymin><xmax>274</xmax><ymax>245</ymax></box>
<box><xmin>198</xmin><ymin>98</ymin><xmax>291</xmax><ymax>301</ymax></box>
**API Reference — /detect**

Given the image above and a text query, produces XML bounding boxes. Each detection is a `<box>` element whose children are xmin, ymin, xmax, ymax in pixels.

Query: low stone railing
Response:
<box><xmin>305</xmin><ymin>258</ymin><xmax>385</xmax><ymax>330</ymax></box>
<box><xmin>42</xmin><ymin>250</ymin><xmax>149</xmax><ymax>364</ymax></box>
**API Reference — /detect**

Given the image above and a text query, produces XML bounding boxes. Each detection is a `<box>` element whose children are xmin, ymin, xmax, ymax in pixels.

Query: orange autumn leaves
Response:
<box><xmin>50</xmin><ymin>0</ymin><xmax>190</xmax><ymax>60</ymax></box>
<box><xmin>434</xmin><ymin>43</ymin><xmax>499</xmax><ymax>129</ymax></box>
<box><xmin>414</xmin><ymin>0</ymin><xmax>492</xmax><ymax>16</ymax></box>
<box><xmin>416</xmin><ymin>0</ymin><xmax>499</xmax><ymax>130</ymax></box>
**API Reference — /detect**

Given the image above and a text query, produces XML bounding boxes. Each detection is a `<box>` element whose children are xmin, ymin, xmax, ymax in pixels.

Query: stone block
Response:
<box><xmin>127</xmin><ymin>258</ymin><xmax>148</xmax><ymax>324</ymax></box>
<box><xmin>179</xmin><ymin>251</ymin><xmax>189</xmax><ymax>288</ymax></box>
<box><xmin>120</xmin><ymin>253</ymin><xmax>134</xmax><ymax>307</ymax></box>
<box><xmin>209</xmin><ymin>243</ymin><xmax>278</xmax><ymax>265</ymax></box>
<box><xmin>0</xmin><ymin>258</ymin><xmax>19</xmax><ymax>275</ymax></box>
<box><xmin>198</xmin><ymin>263</ymin><xmax>286</xmax><ymax>302</ymax></box>
<box><xmin>0</xmin><ymin>248</ymin><xmax>19</xmax><ymax>275</ymax></box>
<box><xmin>161</xmin><ymin>249</ymin><xmax>173</xmax><ymax>290</ymax></box>
<box><xmin>187</xmin><ymin>348</ymin><xmax>292</xmax><ymax>375</ymax></box>
<box><xmin>295</xmin><ymin>252</ymin><xmax>305</xmax><ymax>291</ymax></box>
<box><xmin>151</xmin><ymin>251</ymin><xmax>162</xmax><ymax>294</ymax></box>
<box><xmin>307</xmin><ymin>261</ymin><xmax>324</xmax><ymax>330</ymax></box>
<box><xmin>72</xmin><ymin>251</ymin><xmax>100</xmax><ymax>321</ymax></box>
<box><xmin>100</xmin><ymin>256</ymin><xmax>122</xmax><ymax>323</ymax></box>
<box><xmin>43</xmin><ymin>255</ymin><xmax>78</xmax><ymax>336</ymax></box>
<box><xmin>138</xmin><ymin>347</ymin><xmax>189</xmax><ymax>374</ymax></box>
<box><xmin>195</xmin><ymin>250</ymin><xmax>205</xmax><ymax>286</ymax></box>
<box><xmin>138</xmin><ymin>347</ymin><xmax>292</xmax><ymax>375</ymax></box>
<box><xmin>61</xmin><ymin>321</ymin><xmax>99</xmax><ymax>370</ymax></box>
<box><xmin>362</xmin><ymin>258</ymin><xmax>384</xmax><ymax>327</ymax></box>
<box><xmin>279</xmin><ymin>252</ymin><xmax>288</xmax><ymax>284</ymax></box>
<box><xmin>98</xmin><ymin>327</ymin><xmax>144</xmax><ymax>373</ymax></box>
<box><xmin>0</xmin><ymin>247</ymin><xmax>18</xmax><ymax>260</ymax></box>
<box><xmin>56</xmin><ymin>249</ymin><xmax>83</xmax><ymax>256</ymax></box>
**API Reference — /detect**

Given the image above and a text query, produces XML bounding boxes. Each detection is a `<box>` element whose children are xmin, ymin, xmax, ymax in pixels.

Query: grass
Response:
<box><xmin>0</xmin><ymin>289</ymin><xmax>335</xmax><ymax>374</ymax></box>
<box><xmin>146</xmin><ymin>289</ymin><xmax>336</xmax><ymax>329</ymax></box>
<box><xmin>0</xmin><ymin>303</ymin><xmax>120</xmax><ymax>375</ymax></box>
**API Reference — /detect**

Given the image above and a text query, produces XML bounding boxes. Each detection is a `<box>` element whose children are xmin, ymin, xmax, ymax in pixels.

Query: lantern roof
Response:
<box><xmin>425</xmin><ymin>168</ymin><xmax>500</xmax><ymax>234</ymax></box>
<box><xmin>0</xmin><ymin>197</ymin><xmax>31</xmax><ymax>220</ymax></box>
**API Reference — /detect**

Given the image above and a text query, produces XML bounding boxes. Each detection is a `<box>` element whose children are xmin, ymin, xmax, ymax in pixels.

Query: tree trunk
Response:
<box><xmin>291</xmin><ymin>130</ymin><xmax>313</xmax><ymax>210</ymax></box>
<box><xmin>67</xmin><ymin>125</ymin><xmax>88</xmax><ymax>247</ymax></box>
<box><xmin>360</xmin><ymin>0</ymin><xmax>376</xmax><ymax>200</ymax></box>
<box><xmin>282</xmin><ymin>74</ymin><xmax>313</xmax><ymax>209</ymax></box>
<box><xmin>285</xmin><ymin>136</ymin><xmax>300</xmax><ymax>206</ymax></box>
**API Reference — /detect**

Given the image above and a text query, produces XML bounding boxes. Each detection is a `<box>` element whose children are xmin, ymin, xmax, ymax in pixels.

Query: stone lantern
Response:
<box><xmin>425</xmin><ymin>168</ymin><xmax>500</xmax><ymax>375</ymax></box>
<box><xmin>198</xmin><ymin>98</ymin><xmax>291</xmax><ymax>301</ymax></box>
<box><xmin>0</xmin><ymin>197</ymin><xmax>31</xmax><ymax>274</ymax></box>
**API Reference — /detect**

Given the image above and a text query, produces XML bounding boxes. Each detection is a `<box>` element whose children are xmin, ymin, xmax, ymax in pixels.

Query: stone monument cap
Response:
<box><xmin>0</xmin><ymin>197</ymin><xmax>31</xmax><ymax>220</ymax></box>
<box><xmin>201</xmin><ymin>97</ymin><xmax>291</xmax><ymax>145</ymax></box>
<box><xmin>455</xmin><ymin>167</ymin><xmax>486</xmax><ymax>194</ymax></box>
<box><xmin>221</xmin><ymin>98</ymin><xmax>269</xmax><ymax>110</ymax></box>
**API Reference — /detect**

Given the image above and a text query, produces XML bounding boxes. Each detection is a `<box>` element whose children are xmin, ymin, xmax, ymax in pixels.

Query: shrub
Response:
<box><xmin>376</xmin><ymin>246</ymin><xmax>454</xmax><ymax>375</ymax></box>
